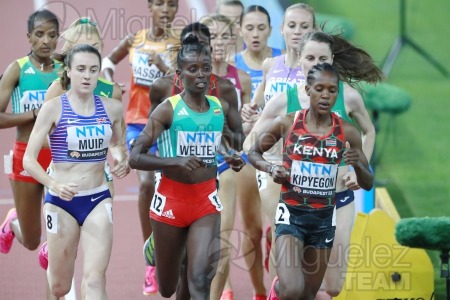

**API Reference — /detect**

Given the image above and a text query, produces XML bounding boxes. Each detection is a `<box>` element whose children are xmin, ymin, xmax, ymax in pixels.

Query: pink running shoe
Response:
<box><xmin>0</xmin><ymin>208</ymin><xmax>17</xmax><ymax>254</ymax></box>
<box><xmin>143</xmin><ymin>265</ymin><xmax>158</xmax><ymax>295</ymax></box>
<box><xmin>220</xmin><ymin>289</ymin><xmax>234</xmax><ymax>300</ymax></box>
<box><xmin>267</xmin><ymin>276</ymin><xmax>279</xmax><ymax>300</ymax></box>
<box><xmin>38</xmin><ymin>241</ymin><xmax>48</xmax><ymax>270</ymax></box>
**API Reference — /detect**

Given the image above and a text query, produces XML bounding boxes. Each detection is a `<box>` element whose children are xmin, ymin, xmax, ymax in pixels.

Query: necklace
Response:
<box><xmin>30</xmin><ymin>53</ymin><xmax>54</xmax><ymax>71</ymax></box>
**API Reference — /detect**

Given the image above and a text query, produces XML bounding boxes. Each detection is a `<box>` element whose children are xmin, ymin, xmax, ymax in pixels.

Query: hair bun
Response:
<box><xmin>182</xmin><ymin>34</ymin><xmax>200</xmax><ymax>45</ymax></box>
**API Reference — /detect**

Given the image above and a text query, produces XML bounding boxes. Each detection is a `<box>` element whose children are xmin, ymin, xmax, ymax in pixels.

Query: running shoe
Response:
<box><xmin>38</xmin><ymin>241</ymin><xmax>48</xmax><ymax>270</ymax></box>
<box><xmin>143</xmin><ymin>265</ymin><xmax>158</xmax><ymax>295</ymax></box>
<box><xmin>143</xmin><ymin>234</ymin><xmax>155</xmax><ymax>266</ymax></box>
<box><xmin>220</xmin><ymin>289</ymin><xmax>234</xmax><ymax>300</ymax></box>
<box><xmin>267</xmin><ymin>276</ymin><xmax>279</xmax><ymax>300</ymax></box>
<box><xmin>254</xmin><ymin>294</ymin><xmax>266</xmax><ymax>300</ymax></box>
<box><xmin>0</xmin><ymin>208</ymin><xmax>17</xmax><ymax>253</ymax></box>
<box><xmin>264</xmin><ymin>226</ymin><xmax>272</xmax><ymax>273</ymax></box>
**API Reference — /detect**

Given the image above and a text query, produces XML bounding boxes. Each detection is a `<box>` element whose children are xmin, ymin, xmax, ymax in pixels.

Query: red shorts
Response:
<box><xmin>9</xmin><ymin>141</ymin><xmax>52</xmax><ymax>184</ymax></box>
<box><xmin>149</xmin><ymin>175</ymin><xmax>222</xmax><ymax>227</ymax></box>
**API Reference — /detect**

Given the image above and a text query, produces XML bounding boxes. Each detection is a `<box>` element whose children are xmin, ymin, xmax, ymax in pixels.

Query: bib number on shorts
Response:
<box><xmin>150</xmin><ymin>191</ymin><xmax>166</xmax><ymax>216</ymax></box>
<box><xmin>208</xmin><ymin>190</ymin><xmax>223</xmax><ymax>211</ymax></box>
<box><xmin>275</xmin><ymin>203</ymin><xmax>290</xmax><ymax>225</ymax></box>
<box><xmin>45</xmin><ymin>210</ymin><xmax>58</xmax><ymax>234</ymax></box>
<box><xmin>256</xmin><ymin>170</ymin><xmax>268</xmax><ymax>191</ymax></box>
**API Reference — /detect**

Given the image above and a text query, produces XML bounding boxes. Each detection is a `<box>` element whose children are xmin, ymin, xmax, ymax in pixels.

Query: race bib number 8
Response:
<box><xmin>45</xmin><ymin>210</ymin><xmax>58</xmax><ymax>234</ymax></box>
<box><xmin>150</xmin><ymin>191</ymin><xmax>166</xmax><ymax>216</ymax></box>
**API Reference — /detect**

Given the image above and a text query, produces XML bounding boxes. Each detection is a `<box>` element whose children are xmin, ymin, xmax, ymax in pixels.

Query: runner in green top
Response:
<box><xmin>243</xmin><ymin>31</ymin><xmax>383</xmax><ymax>299</ymax></box>
<box><xmin>157</xmin><ymin>94</ymin><xmax>224</xmax><ymax>167</ymax></box>
<box><xmin>130</xmin><ymin>35</ymin><xmax>236</xmax><ymax>299</ymax></box>
<box><xmin>0</xmin><ymin>9</ymin><xmax>60</xmax><ymax>258</ymax></box>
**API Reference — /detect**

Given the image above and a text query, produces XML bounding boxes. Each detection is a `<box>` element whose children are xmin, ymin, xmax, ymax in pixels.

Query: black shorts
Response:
<box><xmin>274</xmin><ymin>202</ymin><xmax>336</xmax><ymax>249</ymax></box>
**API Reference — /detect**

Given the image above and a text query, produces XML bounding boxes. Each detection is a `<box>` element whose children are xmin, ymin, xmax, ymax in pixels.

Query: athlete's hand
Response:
<box><xmin>52</xmin><ymin>182</ymin><xmax>78</xmax><ymax>201</ymax></box>
<box><xmin>271</xmin><ymin>165</ymin><xmax>289</xmax><ymax>184</ymax></box>
<box><xmin>177</xmin><ymin>156</ymin><xmax>206</xmax><ymax>171</ymax></box>
<box><xmin>116</xmin><ymin>82</ymin><xmax>127</xmax><ymax>94</ymax></box>
<box><xmin>343</xmin><ymin>171</ymin><xmax>360</xmax><ymax>190</ymax></box>
<box><xmin>111</xmin><ymin>158</ymin><xmax>130</xmax><ymax>179</ymax></box>
<box><xmin>241</xmin><ymin>102</ymin><xmax>259</xmax><ymax>122</ymax></box>
<box><xmin>224</xmin><ymin>153</ymin><xmax>246</xmax><ymax>172</ymax></box>
<box><xmin>343</xmin><ymin>142</ymin><xmax>360</xmax><ymax>167</ymax></box>
<box><xmin>148</xmin><ymin>50</ymin><xmax>165</xmax><ymax>71</ymax></box>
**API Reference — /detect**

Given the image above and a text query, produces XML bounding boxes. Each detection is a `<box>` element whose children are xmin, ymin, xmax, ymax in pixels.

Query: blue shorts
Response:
<box><xmin>126</xmin><ymin>123</ymin><xmax>158</xmax><ymax>154</ymax></box>
<box><xmin>275</xmin><ymin>203</ymin><xmax>336</xmax><ymax>249</ymax></box>
<box><xmin>44</xmin><ymin>185</ymin><xmax>111</xmax><ymax>226</ymax></box>
<box><xmin>336</xmin><ymin>189</ymin><xmax>354</xmax><ymax>209</ymax></box>
<box><xmin>217</xmin><ymin>152</ymin><xmax>250</xmax><ymax>175</ymax></box>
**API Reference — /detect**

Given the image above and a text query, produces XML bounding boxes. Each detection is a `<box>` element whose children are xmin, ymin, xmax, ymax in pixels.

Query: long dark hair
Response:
<box><xmin>299</xmin><ymin>31</ymin><xmax>384</xmax><ymax>85</ymax></box>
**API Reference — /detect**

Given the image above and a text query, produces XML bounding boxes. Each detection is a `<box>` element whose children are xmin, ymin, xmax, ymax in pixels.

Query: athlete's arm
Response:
<box><xmin>247</xmin><ymin>115</ymin><xmax>291</xmax><ymax>184</ymax></box>
<box><xmin>111</xmin><ymin>83</ymin><xmax>123</xmax><ymax>101</ymax></box>
<box><xmin>0</xmin><ymin>61</ymin><xmax>36</xmax><ymax>128</ymax></box>
<box><xmin>251</xmin><ymin>57</ymin><xmax>274</xmax><ymax>107</ymax></box>
<box><xmin>345</xmin><ymin>85</ymin><xmax>375</xmax><ymax>161</ymax></box>
<box><xmin>102</xmin><ymin>34</ymin><xmax>134</xmax><ymax>82</ymax></box>
<box><xmin>149</xmin><ymin>75</ymin><xmax>172</xmax><ymax>115</ymax></box>
<box><xmin>105</xmin><ymin>98</ymin><xmax>129</xmax><ymax>179</ymax></box>
<box><xmin>243</xmin><ymin>91</ymin><xmax>288</xmax><ymax>152</ymax></box>
<box><xmin>22</xmin><ymin>99</ymin><xmax>69</xmax><ymax>192</ymax></box>
<box><xmin>238</xmin><ymin>69</ymin><xmax>252</xmax><ymax>107</ymax></box>
<box><xmin>219</xmin><ymin>79</ymin><xmax>245</xmax><ymax>152</ymax></box>
<box><xmin>342</xmin><ymin>121</ymin><xmax>374</xmax><ymax>191</ymax></box>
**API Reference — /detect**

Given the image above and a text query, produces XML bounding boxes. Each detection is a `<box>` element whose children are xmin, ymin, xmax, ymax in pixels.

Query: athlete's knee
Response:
<box><xmin>278</xmin><ymin>286</ymin><xmax>303</xmax><ymax>300</ymax></box>
<box><xmin>322</xmin><ymin>273</ymin><xmax>345</xmax><ymax>297</ymax></box>
<box><xmin>158</xmin><ymin>284</ymin><xmax>177</xmax><ymax>298</ymax></box>
<box><xmin>189</xmin><ymin>271</ymin><xmax>212</xmax><ymax>295</ymax></box>
<box><xmin>315</xmin><ymin>290</ymin><xmax>332</xmax><ymax>300</ymax></box>
<box><xmin>325</xmin><ymin>284</ymin><xmax>343</xmax><ymax>297</ymax></box>
<box><xmin>243</xmin><ymin>226</ymin><xmax>263</xmax><ymax>243</ymax></box>
<box><xmin>278</xmin><ymin>279</ymin><xmax>306</xmax><ymax>300</ymax></box>
<box><xmin>21</xmin><ymin>235</ymin><xmax>41</xmax><ymax>250</ymax></box>
<box><xmin>157</xmin><ymin>271</ymin><xmax>178</xmax><ymax>298</ymax></box>
<box><xmin>50</xmin><ymin>279</ymin><xmax>72</xmax><ymax>298</ymax></box>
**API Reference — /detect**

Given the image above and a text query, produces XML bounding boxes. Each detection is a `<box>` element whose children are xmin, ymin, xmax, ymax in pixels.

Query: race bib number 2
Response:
<box><xmin>275</xmin><ymin>203</ymin><xmax>290</xmax><ymax>225</ymax></box>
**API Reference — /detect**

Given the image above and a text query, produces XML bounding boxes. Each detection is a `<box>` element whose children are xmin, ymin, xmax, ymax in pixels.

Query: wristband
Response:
<box><xmin>101</xmin><ymin>57</ymin><xmax>116</xmax><ymax>72</ymax></box>
<box><xmin>268</xmin><ymin>164</ymin><xmax>277</xmax><ymax>177</ymax></box>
